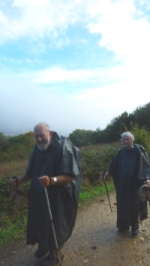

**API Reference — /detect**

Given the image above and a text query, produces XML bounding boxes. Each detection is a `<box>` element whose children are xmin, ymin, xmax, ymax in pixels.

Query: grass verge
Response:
<box><xmin>0</xmin><ymin>211</ymin><xmax>27</xmax><ymax>247</ymax></box>
<box><xmin>79</xmin><ymin>181</ymin><xmax>114</xmax><ymax>205</ymax></box>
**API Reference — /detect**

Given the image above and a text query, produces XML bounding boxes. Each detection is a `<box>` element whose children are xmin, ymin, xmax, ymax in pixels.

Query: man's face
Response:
<box><xmin>122</xmin><ymin>137</ymin><xmax>133</xmax><ymax>148</ymax></box>
<box><xmin>34</xmin><ymin>126</ymin><xmax>51</xmax><ymax>151</ymax></box>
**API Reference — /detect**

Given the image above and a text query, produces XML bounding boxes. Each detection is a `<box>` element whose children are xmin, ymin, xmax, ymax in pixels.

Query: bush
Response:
<box><xmin>130</xmin><ymin>124</ymin><xmax>150</xmax><ymax>155</ymax></box>
<box><xmin>0</xmin><ymin>176</ymin><xmax>29</xmax><ymax>215</ymax></box>
<box><xmin>81</xmin><ymin>143</ymin><xmax>121</xmax><ymax>183</ymax></box>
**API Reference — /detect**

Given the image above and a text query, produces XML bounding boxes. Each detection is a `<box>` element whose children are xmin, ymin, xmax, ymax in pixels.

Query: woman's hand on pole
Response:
<box><xmin>103</xmin><ymin>171</ymin><xmax>109</xmax><ymax>180</ymax></box>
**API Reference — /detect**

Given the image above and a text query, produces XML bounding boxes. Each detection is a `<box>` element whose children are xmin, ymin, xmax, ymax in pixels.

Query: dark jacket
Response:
<box><xmin>108</xmin><ymin>144</ymin><xmax>150</xmax><ymax>229</ymax></box>
<box><xmin>26</xmin><ymin>132</ymin><xmax>81</xmax><ymax>251</ymax></box>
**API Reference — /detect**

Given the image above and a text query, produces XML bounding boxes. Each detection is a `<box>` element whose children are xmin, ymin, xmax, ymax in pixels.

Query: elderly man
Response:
<box><xmin>11</xmin><ymin>122</ymin><xmax>81</xmax><ymax>266</ymax></box>
<box><xmin>104</xmin><ymin>131</ymin><xmax>150</xmax><ymax>237</ymax></box>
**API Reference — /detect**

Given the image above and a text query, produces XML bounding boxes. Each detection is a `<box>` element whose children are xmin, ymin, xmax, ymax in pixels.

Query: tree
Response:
<box><xmin>0</xmin><ymin>132</ymin><xmax>8</xmax><ymax>155</ymax></box>
<box><xmin>69</xmin><ymin>129</ymin><xmax>95</xmax><ymax>147</ymax></box>
<box><xmin>0</xmin><ymin>132</ymin><xmax>35</xmax><ymax>162</ymax></box>
<box><xmin>133</xmin><ymin>102</ymin><xmax>150</xmax><ymax>130</ymax></box>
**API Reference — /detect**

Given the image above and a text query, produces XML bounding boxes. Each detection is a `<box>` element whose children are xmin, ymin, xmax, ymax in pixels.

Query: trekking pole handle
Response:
<box><xmin>11</xmin><ymin>176</ymin><xmax>19</xmax><ymax>186</ymax></box>
<box><xmin>101</xmin><ymin>171</ymin><xmax>109</xmax><ymax>180</ymax></box>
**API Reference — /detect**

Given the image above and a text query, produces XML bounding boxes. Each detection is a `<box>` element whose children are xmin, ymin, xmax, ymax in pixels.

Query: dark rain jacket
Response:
<box><xmin>108</xmin><ymin>144</ymin><xmax>150</xmax><ymax>230</ymax></box>
<box><xmin>26</xmin><ymin>132</ymin><xmax>81</xmax><ymax>252</ymax></box>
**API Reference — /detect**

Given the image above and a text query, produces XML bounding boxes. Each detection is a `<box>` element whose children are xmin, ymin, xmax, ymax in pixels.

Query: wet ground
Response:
<box><xmin>1</xmin><ymin>191</ymin><xmax>150</xmax><ymax>266</ymax></box>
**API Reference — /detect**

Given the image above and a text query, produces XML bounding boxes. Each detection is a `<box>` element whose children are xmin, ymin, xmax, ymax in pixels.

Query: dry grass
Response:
<box><xmin>0</xmin><ymin>160</ymin><xmax>28</xmax><ymax>178</ymax></box>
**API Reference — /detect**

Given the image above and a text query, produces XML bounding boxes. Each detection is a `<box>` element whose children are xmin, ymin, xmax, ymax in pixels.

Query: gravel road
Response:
<box><xmin>1</xmin><ymin>191</ymin><xmax>150</xmax><ymax>266</ymax></box>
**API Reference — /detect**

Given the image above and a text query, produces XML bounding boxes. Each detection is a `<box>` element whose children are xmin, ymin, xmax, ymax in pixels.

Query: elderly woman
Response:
<box><xmin>104</xmin><ymin>132</ymin><xmax>150</xmax><ymax>236</ymax></box>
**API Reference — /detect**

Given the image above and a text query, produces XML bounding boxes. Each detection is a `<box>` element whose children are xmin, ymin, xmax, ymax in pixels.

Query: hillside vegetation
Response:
<box><xmin>0</xmin><ymin>102</ymin><xmax>150</xmax><ymax>246</ymax></box>
<box><xmin>69</xmin><ymin>102</ymin><xmax>150</xmax><ymax>147</ymax></box>
<box><xmin>0</xmin><ymin>102</ymin><xmax>150</xmax><ymax>163</ymax></box>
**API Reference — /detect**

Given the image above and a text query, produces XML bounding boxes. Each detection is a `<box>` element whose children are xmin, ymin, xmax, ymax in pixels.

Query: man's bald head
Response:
<box><xmin>34</xmin><ymin>122</ymin><xmax>51</xmax><ymax>133</ymax></box>
<box><xmin>34</xmin><ymin>122</ymin><xmax>52</xmax><ymax>151</ymax></box>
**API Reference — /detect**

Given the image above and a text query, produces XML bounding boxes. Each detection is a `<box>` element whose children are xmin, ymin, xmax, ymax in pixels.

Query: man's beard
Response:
<box><xmin>37</xmin><ymin>136</ymin><xmax>51</xmax><ymax>151</ymax></box>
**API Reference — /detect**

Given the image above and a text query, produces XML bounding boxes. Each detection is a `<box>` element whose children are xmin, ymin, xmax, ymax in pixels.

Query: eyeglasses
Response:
<box><xmin>122</xmin><ymin>138</ymin><xmax>132</xmax><ymax>142</ymax></box>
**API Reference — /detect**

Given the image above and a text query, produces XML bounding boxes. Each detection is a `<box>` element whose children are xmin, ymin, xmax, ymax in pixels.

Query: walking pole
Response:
<box><xmin>44</xmin><ymin>187</ymin><xmax>62</xmax><ymax>266</ymax></box>
<box><xmin>101</xmin><ymin>173</ymin><xmax>113</xmax><ymax>212</ymax></box>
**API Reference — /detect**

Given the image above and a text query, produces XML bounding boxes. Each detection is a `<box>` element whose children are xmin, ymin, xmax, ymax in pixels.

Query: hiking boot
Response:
<box><xmin>40</xmin><ymin>254</ymin><xmax>64</xmax><ymax>266</ymax></box>
<box><xmin>131</xmin><ymin>220</ymin><xmax>139</xmax><ymax>237</ymax></box>
<box><xmin>34</xmin><ymin>248</ymin><xmax>48</xmax><ymax>258</ymax></box>
<box><xmin>131</xmin><ymin>225</ymin><xmax>139</xmax><ymax>236</ymax></box>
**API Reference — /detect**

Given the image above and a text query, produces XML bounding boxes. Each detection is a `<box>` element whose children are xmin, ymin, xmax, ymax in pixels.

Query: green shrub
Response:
<box><xmin>130</xmin><ymin>124</ymin><xmax>150</xmax><ymax>155</ymax></box>
<box><xmin>81</xmin><ymin>143</ymin><xmax>121</xmax><ymax>183</ymax></box>
<box><xmin>0</xmin><ymin>176</ymin><xmax>29</xmax><ymax>215</ymax></box>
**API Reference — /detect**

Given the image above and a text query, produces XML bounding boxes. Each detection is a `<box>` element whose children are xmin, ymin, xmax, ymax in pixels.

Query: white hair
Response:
<box><xmin>34</xmin><ymin>122</ymin><xmax>51</xmax><ymax>132</ymax></box>
<box><xmin>121</xmin><ymin>131</ymin><xmax>135</xmax><ymax>141</ymax></box>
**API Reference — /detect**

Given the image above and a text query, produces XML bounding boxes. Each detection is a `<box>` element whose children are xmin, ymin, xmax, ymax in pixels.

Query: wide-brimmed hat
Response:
<box><xmin>138</xmin><ymin>184</ymin><xmax>150</xmax><ymax>203</ymax></box>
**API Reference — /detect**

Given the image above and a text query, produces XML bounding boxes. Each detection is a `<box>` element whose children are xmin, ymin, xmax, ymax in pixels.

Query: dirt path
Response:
<box><xmin>1</xmin><ymin>191</ymin><xmax>150</xmax><ymax>266</ymax></box>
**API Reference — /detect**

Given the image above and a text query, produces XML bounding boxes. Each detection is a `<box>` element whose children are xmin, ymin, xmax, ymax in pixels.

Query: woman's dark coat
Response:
<box><xmin>108</xmin><ymin>144</ymin><xmax>150</xmax><ymax>230</ymax></box>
